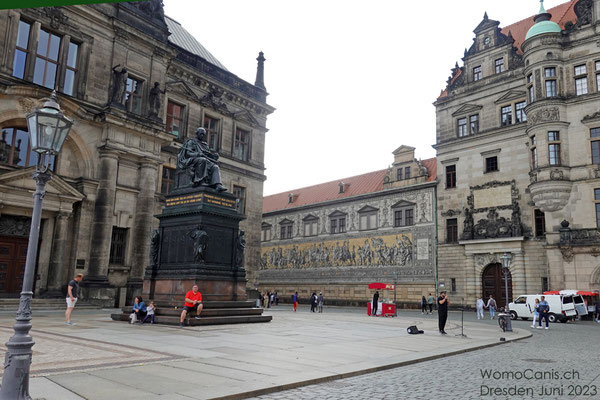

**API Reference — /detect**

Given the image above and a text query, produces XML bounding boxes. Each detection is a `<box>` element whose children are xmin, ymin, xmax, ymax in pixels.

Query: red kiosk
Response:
<box><xmin>367</xmin><ymin>282</ymin><xmax>396</xmax><ymax>317</ymax></box>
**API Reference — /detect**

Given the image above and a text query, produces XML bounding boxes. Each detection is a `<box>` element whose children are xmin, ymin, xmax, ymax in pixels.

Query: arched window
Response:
<box><xmin>0</xmin><ymin>127</ymin><xmax>55</xmax><ymax>169</ymax></box>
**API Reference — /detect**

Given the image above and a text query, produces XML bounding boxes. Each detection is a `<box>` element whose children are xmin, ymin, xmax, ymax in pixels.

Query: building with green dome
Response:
<box><xmin>434</xmin><ymin>0</ymin><xmax>600</xmax><ymax>308</ymax></box>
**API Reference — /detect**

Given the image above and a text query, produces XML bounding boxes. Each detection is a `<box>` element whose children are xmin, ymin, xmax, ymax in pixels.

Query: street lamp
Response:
<box><xmin>0</xmin><ymin>91</ymin><xmax>73</xmax><ymax>400</ymax></box>
<box><xmin>500</xmin><ymin>252</ymin><xmax>513</xmax><ymax>332</ymax></box>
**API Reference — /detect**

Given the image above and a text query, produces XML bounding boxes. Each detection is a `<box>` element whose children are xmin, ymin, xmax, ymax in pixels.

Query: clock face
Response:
<box><xmin>484</xmin><ymin>37</ymin><xmax>491</xmax><ymax>45</ymax></box>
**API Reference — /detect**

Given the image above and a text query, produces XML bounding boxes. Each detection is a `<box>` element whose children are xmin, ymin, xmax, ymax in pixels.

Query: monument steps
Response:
<box><xmin>111</xmin><ymin>301</ymin><xmax>272</xmax><ymax>326</ymax></box>
<box><xmin>0</xmin><ymin>298</ymin><xmax>100</xmax><ymax>311</ymax></box>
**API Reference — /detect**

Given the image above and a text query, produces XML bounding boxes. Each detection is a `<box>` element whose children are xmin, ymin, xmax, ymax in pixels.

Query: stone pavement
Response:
<box><xmin>0</xmin><ymin>305</ymin><xmax>530</xmax><ymax>399</ymax></box>
<box><xmin>250</xmin><ymin>311</ymin><xmax>600</xmax><ymax>400</ymax></box>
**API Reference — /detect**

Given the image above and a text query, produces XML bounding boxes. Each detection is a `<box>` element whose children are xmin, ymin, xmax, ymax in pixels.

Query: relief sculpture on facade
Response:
<box><xmin>260</xmin><ymin>233</ymin><xmax>413</xmax><ymax>270</ymax></box>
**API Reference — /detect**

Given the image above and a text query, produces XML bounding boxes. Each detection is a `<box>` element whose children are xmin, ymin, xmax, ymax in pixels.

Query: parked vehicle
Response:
<box><xmin>544</xmin><ymin>290</ymin><xmax>599</xmax><ymax>320</ymax></box>
<box><xmin>508</xmin><ymin>293</ymin><xmax>585</xmax><ymax>323</ymax></box>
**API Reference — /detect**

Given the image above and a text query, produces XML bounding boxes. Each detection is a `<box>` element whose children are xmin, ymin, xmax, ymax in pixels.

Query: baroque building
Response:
<box><xmin>0</xmin><ymin>1</ymin><xmax>274</xmax><ymax>305</ymax></box>
<box><xmin>260</xmin><ymin>146</ymin><xmax>436</xmax><ymax>306</ymax></box>
<box><xmin>434</xmin><ymin>0</ymin><xmax>600</xmax><ymax>307</ymax></box>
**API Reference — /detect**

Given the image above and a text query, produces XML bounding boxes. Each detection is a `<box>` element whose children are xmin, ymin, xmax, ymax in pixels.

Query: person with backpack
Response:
<box><xmin>537</xmin><ymin>296</ymin><xmax>550</xmax><ymax>329</ymax></box>
<box><xmin>486</xmin><ymin>295</ymin><xmax>497</xmax><ymax>319</ymax></box>
<box><xmin>427</xmin><ymin>293</ymin><xmax>435</xmax><ymax>314</ymax></box>
<box><xmin>421</xmin><ymin>296</ymin><xmax>428</xmax><ymax>314</ymax></box>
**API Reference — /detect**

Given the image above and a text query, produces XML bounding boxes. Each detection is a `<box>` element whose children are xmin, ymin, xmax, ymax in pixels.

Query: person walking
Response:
<box><xmin>476</xmin><ymin>296</ymin><xmax>485</xmax><ymax>320</ymax></box>
<box><xmin>318</xmin><ymin>292</ymin><xmax>324</xmax><ymax>313</ymax></box>
<box><xmin>486</xmin><ymin>295</ymin><xmax>497</xmax><ymax>319</ymax></box>
<box><xmin>372</xmin><ymin>291</ymin><xmax>380</xmax><ymax>317</ymax></box>
<box><xmin>438</xmin><ymin>291</ymin><xmax>449</xmax><ymax>334</ymax></box>
<box><xmin>531</xmin><ymin>298</ymin><xmax>540</xmax><ymax>328</ymax></box>
<box><xmin>292</xmin><ymin>292</ymin><xmax>298</xmax><ymax>312</ymax></box>
<box><xmin>537</xmin><ymin>295</ymin><xmax>550</xmax><ymax>329</ymax></box>
<box><xmin>427</xmin><ymin>293</ymin><xmax>435</xmax><ymax>314</ymax></box>
<box><xmin>421</xmin><ymin>296</ymin><xmax>428</xmax><ymax>314</ymax></box>
<box><xmin>65</xmin><ymin>273</ymin><xmax>83</xmax><ymax>325</ymax></box>
<box><xmin>595</xmin><ymin>298</ymin><xmax>600</xmax><ymax>323</ymax></box>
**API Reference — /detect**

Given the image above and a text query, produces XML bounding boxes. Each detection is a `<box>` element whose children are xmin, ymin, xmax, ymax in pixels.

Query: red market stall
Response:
<box><xmin>367</xmin><ymin>282</ymin><xmax>396</xmax><ymax>317</ymax></box>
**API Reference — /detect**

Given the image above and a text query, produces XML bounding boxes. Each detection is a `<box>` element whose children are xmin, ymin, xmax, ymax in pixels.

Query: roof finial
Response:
<box><xmin>539</xmin><ymin>0</ymin><xmax>546</xmax><ymax>14</ymax></box>
<box><xmin>254</xmin><ymin>51</ymin><xmax>266</xmax><ymax>91</ymax></box>
<box><xmin>483</xmin><ymin>11</ymin><xmax>488</xmax><ymax>20</ymax></box>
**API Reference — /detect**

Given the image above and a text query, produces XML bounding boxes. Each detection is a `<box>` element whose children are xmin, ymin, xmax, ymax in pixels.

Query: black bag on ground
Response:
<box><xmin>407</xmin><ymin>325</ymin><xmax>424</xmax><ymax>334</ymax></box>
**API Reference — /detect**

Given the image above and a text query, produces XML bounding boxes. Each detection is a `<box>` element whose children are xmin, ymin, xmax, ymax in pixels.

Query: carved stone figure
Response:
<box><xmin>148</xmin><ymin>82</ymin><xmax>164</xmax><ymax>117</ymax></box>
<box><xmin>149</xmin><ymin>230</ymin><xmax>160</xmax><ymax>266</ymax></box>
<box><xmin>177</xmin><ymin>128</ymin><xmax>227</xmax><ymax>191</ymax></box>
<box><xmin>511</xmin><ymin>200</ymin><xmax>522</xmax><ymax>237</ymax></box>
<box><xmin>235</xmin><ymin>230</ymin><xmax>246</xmax><ymax>268</ymax></box>
<box><xmin>462</xmin><ymin>207</ymin><xmax>474</xmax><ymax>240</ymax></box>
<box><xmin>473</xmin><ymin>209</ymin><xmax>512</xmax><ymax>239</ymax></box>
<box><xmin>189</xmin><ymin>226</ymin><xmax>209</xmax><ymax>263</ymax></box>
<box><xmin>111</xmin><ymin>65</ymin><xmax>128</xmax><ymax>105</ymax></box>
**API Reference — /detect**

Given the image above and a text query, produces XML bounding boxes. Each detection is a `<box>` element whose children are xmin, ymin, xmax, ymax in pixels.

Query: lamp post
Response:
<box><xmin>0</xmin><ymin>91</ymin><xmax>73</xmax><ymax>400</ymax></box>
<box><xmin>500</xmin><ymin>252</ymin><xmax>513</xmax><ymax>332</ymax></box>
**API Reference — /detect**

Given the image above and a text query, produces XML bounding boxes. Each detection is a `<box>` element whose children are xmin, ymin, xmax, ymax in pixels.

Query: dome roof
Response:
<box><xmin>525</xmin><ymin>1</ymin><xmax>561</xmax><ymax>41</ymax></box>
<box><xmin>525</xmin><ymin>20</ymin><xmax>561</xmax><ymax>40</ymax></box>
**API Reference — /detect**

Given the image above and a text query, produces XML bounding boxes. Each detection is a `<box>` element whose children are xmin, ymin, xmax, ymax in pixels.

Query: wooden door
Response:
<box><xmin>0</xmin><ymin>236</ymin><xmax>29</xmax><ymax>295</ymax></box>
<box><xmin>482</xmin><ymin>262</ymin><xmax>512</xmax><ymax>308</ymax></box>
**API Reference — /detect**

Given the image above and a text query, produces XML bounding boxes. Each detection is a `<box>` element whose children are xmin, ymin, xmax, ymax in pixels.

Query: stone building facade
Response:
<box><xmin>260</xmin><ymin>147</ymin><xmax>437</xmax><ymax>306</ymax></box>
<box><xmin>434</xmin><ymin>0</ymin><xmax>600</xmax><ymax>307</ymax></box>
<box><xmin>0</xmin><ymin>1</ymin><xmax>273</xmax><ymax>305</ymax></box>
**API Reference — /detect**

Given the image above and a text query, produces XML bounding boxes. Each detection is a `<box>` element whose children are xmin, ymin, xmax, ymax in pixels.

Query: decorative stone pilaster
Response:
<box><xmin>128</xmin><ymin>160</ymin><xmax>159</xmax><ymax>297</ymax></box>
<box><xmin>46</xmin><ymin>211</ymin><xmax>71</xmax><ymax>295</ymax></box>
<box><xmin>510</xmin><ymin>251</ymin><xmax>526</xmax><ymax>297</ymax></box>
<box><xmin>85</xmin><ymin>149</ymin><xmax>119</xmax><ymax>303</ymax></box>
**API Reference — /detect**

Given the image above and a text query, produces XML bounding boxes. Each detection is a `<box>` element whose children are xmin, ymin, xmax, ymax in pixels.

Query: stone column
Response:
<box><xmin>465</xmin><ymin>254</ymin><xmax>477</xmax><ymax>306</ymax></box>
<box><xmin>128</xmin><ymin>160</ymin><xmax>158</xmax><ymax>289</ymax></box>
<box><xmin>86</xmin><ymin>149</ymin><xmax>119</xmax><ymax>287</ymax></box>
<box><xmin>46</xmin><ymin>211</ymin><xmax>71</xmax><ymax>295</ymax></box>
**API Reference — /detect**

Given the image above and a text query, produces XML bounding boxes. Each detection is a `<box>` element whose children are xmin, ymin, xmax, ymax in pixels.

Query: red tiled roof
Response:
<box><xmin>501</xmin><ymin>0</ymin><xmax>576</xmax><ymax>54</ymax></box>
<box><xmin>438</xmin><ymin>1</ymin><xmax>577</xmax><ymax>99</ymax></box>
<box><xmin>263</xmin><ymin>157</ymin><xmax>437</xmax><ymax>214</ymax></box>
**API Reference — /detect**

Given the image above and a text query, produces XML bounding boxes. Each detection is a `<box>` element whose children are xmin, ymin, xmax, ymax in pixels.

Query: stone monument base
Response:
<box><xmin>143</xmin><ymin>277</ymin><xmax>247</xmax><ymax>305</ymax></box>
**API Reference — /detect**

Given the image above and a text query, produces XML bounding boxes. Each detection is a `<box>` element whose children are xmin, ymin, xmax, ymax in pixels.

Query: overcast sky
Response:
<box><xmin>163</xmin><ymin>0</ymin><xmax>568</xmax><ymax>196</ymax></box>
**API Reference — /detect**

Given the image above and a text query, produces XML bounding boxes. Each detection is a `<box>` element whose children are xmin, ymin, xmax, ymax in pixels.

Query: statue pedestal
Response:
<box><xmin>143</xmin><ymin>186</ymin><xmax>247</xmax><ymax>304</ymax></box>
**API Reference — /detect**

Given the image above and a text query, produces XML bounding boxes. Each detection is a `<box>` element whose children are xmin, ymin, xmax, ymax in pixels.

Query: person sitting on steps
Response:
<box><xmin>179</xmin><ymin>284</ymin><xmax>203</xmax><ymax>327</ymax></box>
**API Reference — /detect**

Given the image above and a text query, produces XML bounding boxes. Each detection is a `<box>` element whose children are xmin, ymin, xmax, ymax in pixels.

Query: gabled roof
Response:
<box><xmin>165</xmin><ymin>16</ymin><xmax>228</xmax><ymax>71</ymax></box>
<box><xmin>263</xmin><ymin>157</ymin><xmax>437</xmax><ymax>214</ymax></box>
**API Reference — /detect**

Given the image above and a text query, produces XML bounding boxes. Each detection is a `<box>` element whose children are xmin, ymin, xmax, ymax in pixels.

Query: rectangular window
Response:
<box><xmin>166</xmin><ymin>101</ymin><xmax>184</xmax><ymax>137</ymax></box>
<box><xmin>233</xmin><ymin>185</ymin><xmax>246</xmax><ymax>214</ymax></box>
<box><xmin>545</xmin><ymin>80</ymin><xmax>557</xmax><ymax>97</ymax></box>
<box><xmin>261</xmin><ymin>226</ymin><xmax>271</xmax><ymax>242</ymax></box>
<box><xmin>405</xmin><ymin>166</ymin><xmax>411</xmax><ymax>179</ymax></box>
<box><xmin>396</xmin><ymin>168</ymin><xmax>402</xmax><ymax>180</ymax></box>
<box><xmin>528</xmin><ymin>73</ymin><xmax>533</xmax><ymax>84</ymax></box>
<box><xmin>528</xmin><ymin>85</ymin><xmax>534</xmax><ymax>103</ymax></box>
<box><xmin>203</xmin><ymin>115</ymin><xmax>220</xmax><ymax>151</ymax></box>
<box><xmin>485</xmin><ymin>156</ymin><xmax>498</xmax><ymax>173</ymax></box>
<box><xmin>446</xmin><ymin>165</ymin><xmax>456</xmax><ymax>188</ymax></box>
<box><xmin>233</xmin><ymin>127</ymin><xmax>250</xmax><ymax>161</ymax></box>
<box><xmin>330</xmin><ymin>216</ymin><xmax>346</xmax><ymax>234</ymax></box>
<box><xmin>280</xmin><ymin>224</ymin><xmax>293</xmax><ymax>240</ymax></box>
<box><xmin>405</xmin><ymin>209</ymin><xmax>414</xmax><ymax>226</ymax></box>
<box><xmin>547</xmin><ymin>131</ymin><xmax>559</xmax><ymax>141</ymax></box>
<box><xmin>574</xmin><ymin>64</ymin><xmax>587</xmax><ymax>76</ymax></box>
<box><xmin>304</xmin><ymin>220</ymin><xmax>318</xmax><ymax>237</ymax></box>
<box><xmin>470</xmin><ymin>114</ymin><xmax>479</xmax><ymax>134</ymax></box>
<box><xmin>125</xmin><ymin>77</ymin><xmax>142</xmax><ymax>114</ymax></box>
<box><xmin>359</xmin><ymin>212</ymin><xmax>377</xmax><ymax>230</ymax></box>
<box><xmin>63</xmin><ymin>42</ymin><xmax>79</xmax><ymax>96</ymax></box>
<box><xmin>33</xmin><ymin>29</ymin><xmax>60</xmax><ymax>89</ymax></box>
<box><xmin>109</xmin><ymin>227</ymin><xmax>127</xmax><ymax>265</ymax></box>
<box><xmin>548</xmin><ymin>143</ymin><xmax>561</xmax><ymax>166</ymax></box>
<box><xmin>515</xmin><ymin>101</ymin><xmax>527</xmax><ymax>123</ymax></box>
<box><xmin>596</xmin><ymin>61</ymin><xmax>600</xmax><ymax>91</ymax></box>
<box><xmin>592</xmin><ymin>128</ymin><xmax>600</xmax><ymax>164</ymax></box>
<box><xmin>160</xmin><ymin>166</ymin><xmax>175</xmax><ymax>194</ymax></box>
<box><xmin>446</xmin><ymin>218</ymin><xmax>458</xmax><ymax>243</ymax></box>
<box><xmin>0</xmin><ymin>127</ymin><xmax>54</xmax><ymax>169</ymax></box>
<box><xmin>542</xmin><ymin>277</ymin><xmax>549</xmax><ymax>293</ymax></box>
<box><xmin>531</xmin><ymin>147</ymin><xmax>538</xmax><ymax>168</ymax></box>
<box><xmin>495</xmin><ymin>58</ymin><xmax>504</xmax><ymax>74</ymax></box>
<box><xmin>575</xmin><ymin>77</ymin><xmax>588</xmax><ymax>95</ymax></box>
<box><xmin>501</xmin><ymin>105</ymin><xmax>512</xmax><ymax>126</ymax></box>
<box><xmin>451</xmin><ymin>278</ymin><xmax>457</xmax><ymax>293</ymax></box>
<box><xmin>545</xmin><ymin>67</ymin><xmax>556</xmax><ymax>77</ymax></box>
<box><xmin>457</xmin><ymin>118</ymin><xmax>467</xmax><ymax>137</ymax></box>
<box><xmin>12</xmin><ymin>20</ymin><xmax>31</xmax><ymax>79</ymax></box>
<box><xmin>394</xmin><ymin>210</ymin><xmax>402</xmax><ymax>227</ymax></box>
<box><xmin>534</xmin><ymin>209</ymin><xmax>546</xmax><ymax>237</ymax></box>
<box><xmin>596</xmin><ymin>189</ymin><xmax>600</xmax><ymax>227</ymax></box>
<box><xmin>473</xmin><ymin>66</ymin><xmax>482</xmax><ymax>81</ymax></box>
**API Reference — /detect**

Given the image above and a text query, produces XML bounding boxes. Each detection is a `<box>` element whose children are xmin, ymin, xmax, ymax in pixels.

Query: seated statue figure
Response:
<box><xmin>177</xmin><ymin>127</ymin><xmax>227</xmax><ymax>192</ymax></box>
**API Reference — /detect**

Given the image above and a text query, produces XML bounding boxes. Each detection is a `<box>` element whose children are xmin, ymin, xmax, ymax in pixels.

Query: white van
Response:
<box><xmin>508</xmin><ymin>294</ymin><xmax>581</xmax><ymax>323</ymax></box>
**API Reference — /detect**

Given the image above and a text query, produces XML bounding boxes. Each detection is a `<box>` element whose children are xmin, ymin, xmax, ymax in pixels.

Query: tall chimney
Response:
<box><xmin>255</xmin><ymin>51</ymin><xmax>266</xmax><ymax>91</ymax></box>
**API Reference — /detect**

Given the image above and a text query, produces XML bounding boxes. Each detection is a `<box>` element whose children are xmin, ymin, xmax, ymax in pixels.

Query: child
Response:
<box><xmin>142</xmin><ymin>301</ymin><xmax>156</xmax><ymax>324</ymax></box>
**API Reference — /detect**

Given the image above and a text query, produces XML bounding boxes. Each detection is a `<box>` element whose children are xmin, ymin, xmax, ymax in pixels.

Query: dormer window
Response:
<box><xmin>338</xmin><ymin>182</ymin><xmax>345</xmax><ymax>194</ymax></box>
<box><xmin>288</xmin><ymin>193</ymin><xmax>295</xmax><ymax>204</ymax></box>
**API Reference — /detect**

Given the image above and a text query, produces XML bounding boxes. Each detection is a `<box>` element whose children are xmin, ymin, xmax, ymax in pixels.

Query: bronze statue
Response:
<box><xmin>149</xmin><ymin>229</ymin><xmax>160</xmax><ymax>266</ymax></box>
<box><xmin>235</xmin><ymin>230</ymin><xmax>246</xmax><ymax>268</ymax></box>
<box><xmin>189</xmin><ymin>226</ymin><xmax>209</xmax><ymax>263</ymax></box>
<box><xmin>177</xmin><ymin>127</ymin><xmax>227</xmax><ymax>191</ymax></box>
<box><xmin>111</xmin><ymin>65</ymin><xmax>128</xmax><ymax>105</ymax></box>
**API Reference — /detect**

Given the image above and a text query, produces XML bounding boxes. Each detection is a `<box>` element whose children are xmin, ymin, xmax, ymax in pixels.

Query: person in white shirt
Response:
<box><xmin>476</xmin><ymin>296</ymin><xmax>485</xmax><ymax>320</ymax></box>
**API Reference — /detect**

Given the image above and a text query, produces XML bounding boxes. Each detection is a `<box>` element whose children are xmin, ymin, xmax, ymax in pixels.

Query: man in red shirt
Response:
<box><xmin>179</xmin><ymin>284</ymin><xmax>203</xmax><ymax>327</ymax></box>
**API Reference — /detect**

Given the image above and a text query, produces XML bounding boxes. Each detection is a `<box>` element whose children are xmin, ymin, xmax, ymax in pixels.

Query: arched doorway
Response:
<box><xmin>482</xmin><ymin>263</ymin><xmax>512</xmax><ymax>308</ymax></box>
